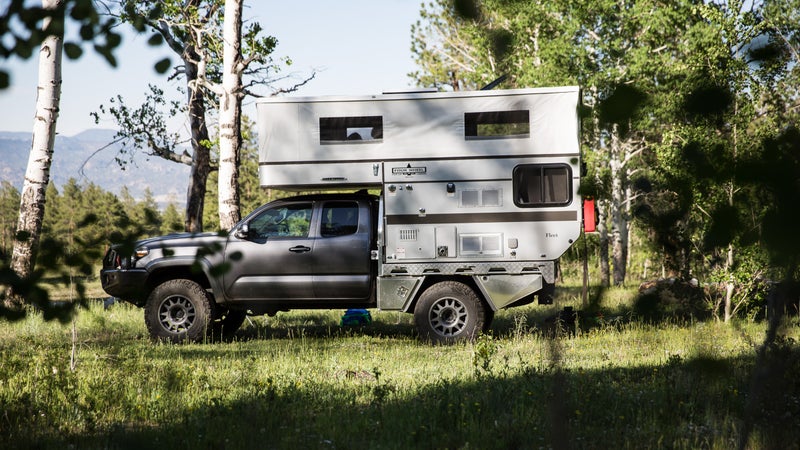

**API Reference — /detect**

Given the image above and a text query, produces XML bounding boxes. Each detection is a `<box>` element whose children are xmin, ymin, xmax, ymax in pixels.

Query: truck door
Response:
<box><xmin>311</xmin><ymin>200</ymin><xmax>373</xmax><ymax>301</ymax></box>
<box><xmin>224</xmin><ymin>201</ymin><xmax>316</xmax><ymax>300</ymax></box>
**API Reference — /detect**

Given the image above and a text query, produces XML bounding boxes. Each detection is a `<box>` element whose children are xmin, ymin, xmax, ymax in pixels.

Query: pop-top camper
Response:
<box><xmin>256</xmin><ymin>86</ymin><xmax>586</xmax><ymax>337</ymax></box>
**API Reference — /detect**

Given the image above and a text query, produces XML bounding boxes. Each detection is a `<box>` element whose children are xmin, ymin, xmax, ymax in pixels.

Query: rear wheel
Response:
<box><xmin>145</xmin><ymin>279</ymin><xmax>212</xmax><ymax>343</ymax></box>
<box><xmin>414</xmin><ymin>281</ymin><xmax>485</xmax><ymax>344</ymax></box>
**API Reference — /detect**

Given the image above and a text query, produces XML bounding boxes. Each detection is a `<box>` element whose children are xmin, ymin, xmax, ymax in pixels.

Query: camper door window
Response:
<box><xmin>320</xmin><ymin>116</ymin><xmax>383</xmax><ymax>143</ymax></box>
<box><xmin>513</xmin><ymin>164</ymin><xmax>572</xmax><ymax>207</ymax></box>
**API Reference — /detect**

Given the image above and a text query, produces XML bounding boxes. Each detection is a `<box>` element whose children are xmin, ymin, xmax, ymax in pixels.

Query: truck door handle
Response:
<box><xmin>289</xmin><ymin>245</ymin><xmax>311</xmax><ymax>253</ymax></box>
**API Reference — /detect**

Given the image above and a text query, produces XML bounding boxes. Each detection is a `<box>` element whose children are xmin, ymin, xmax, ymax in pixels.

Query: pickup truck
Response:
<box><xmin>101</xmin><ymin>192</ymin><xmax>503</xmax><ymax>344</ymax></box>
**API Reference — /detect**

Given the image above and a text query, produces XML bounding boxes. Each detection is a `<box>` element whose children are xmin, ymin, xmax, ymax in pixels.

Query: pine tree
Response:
<box><xmin>0</xmin><ymin>182</ymin><xmax>20</xmax><ymax>262</ymax></box>
<box><xmin>161</xmin><ymin>201</ymin><xmax>184</xmax><ymax>234</ymax></box>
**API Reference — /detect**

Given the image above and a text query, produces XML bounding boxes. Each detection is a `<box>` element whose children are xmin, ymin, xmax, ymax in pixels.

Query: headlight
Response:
<box><xmin>134</xmin><ymin>246</ymin><xmax>150</xmax><ymax>258</ymax></box>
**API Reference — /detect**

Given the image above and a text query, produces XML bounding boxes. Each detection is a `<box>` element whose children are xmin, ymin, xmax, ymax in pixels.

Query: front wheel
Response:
<box><xmin>145</xmin><ymin>279</ymin><xmax>213</xmax><ymax>343</ymax></box>
<box><xmin>414</xmin><ymin>281</ymin><xmax>485</xmax><ymax>344</ymax></box>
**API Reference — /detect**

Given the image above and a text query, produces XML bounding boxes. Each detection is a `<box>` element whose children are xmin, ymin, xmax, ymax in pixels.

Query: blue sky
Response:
<box><xmin>0</xmin><ymin>0</ymin><xmax>421</xmax><ymax>136</ymax></box>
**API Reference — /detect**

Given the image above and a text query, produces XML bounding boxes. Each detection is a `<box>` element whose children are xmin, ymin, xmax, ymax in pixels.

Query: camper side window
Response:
<box><xmin>513</xmin><ymin>164</ymin><xmax>572</xmax><ymax>207</ymax></box>
<box><xmin>465</xmin><ymin>110</ymin><xmax>530</xmax><ymax>139</ymax></box>
<box><xmin>320</xmin><ymin>116</ymin><xmax>383</xmax><ymax>143</ymax></box>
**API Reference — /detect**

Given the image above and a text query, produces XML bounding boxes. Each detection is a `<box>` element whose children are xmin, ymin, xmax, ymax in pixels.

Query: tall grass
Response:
<box><xmin>0</xmin><ymin>284</ymin><xmax>798</xmax><ymax>449</ymax></box>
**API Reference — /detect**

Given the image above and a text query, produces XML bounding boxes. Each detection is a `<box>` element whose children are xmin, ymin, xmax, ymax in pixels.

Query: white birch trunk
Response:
<box><xmin>9</xmin><ymin>0</ymin><xmax>64</xmax><ymax>299</ymax></box>
<box><xmin>217</xmin><ymin>0</ymin><xmax>243</xmax><ymax>231</ymax></box>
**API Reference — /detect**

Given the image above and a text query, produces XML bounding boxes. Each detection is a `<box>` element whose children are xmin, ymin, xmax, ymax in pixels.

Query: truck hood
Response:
<box><xmin>135</xmin><ymin>232</ymin><xmax>228</xmax><ymax>249</ymax></box>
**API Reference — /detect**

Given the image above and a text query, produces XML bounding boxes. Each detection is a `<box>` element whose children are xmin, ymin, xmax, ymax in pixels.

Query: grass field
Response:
<box><xmin>0</xmin><ymin>282</ymin><xmax>798</xmax><ymax>449</ymax></box>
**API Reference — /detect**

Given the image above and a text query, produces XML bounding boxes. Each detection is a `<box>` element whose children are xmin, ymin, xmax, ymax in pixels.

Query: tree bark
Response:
<box><xmin>217</xmin><ymin>0</ymin><xmax>243</xmax><ymax>231</ymax></box>
<box><xmin>597</xmin><ymin>199</ymin><xmax>611</xmax><ymax>286</ymax></box>
<box><xmin>610</xmin><ymin>125</ymin><xmax>629</xmax><ymax>286</ymax></box>
<box><xmin>7</xmin><ymin>0</ymin><xmax>64</xmax><ymax>308</ymax></box>
<box><xmin>183</xmin><ymin>49</ymin><xmax>211</xmax><ymax>233</ymax></box>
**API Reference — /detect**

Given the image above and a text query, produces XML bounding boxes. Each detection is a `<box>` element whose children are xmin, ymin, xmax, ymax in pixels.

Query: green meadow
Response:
<box><xmin>0</xmin><ymin>282</ymin><xmax>798</xmax><ymax>449</ymax></box>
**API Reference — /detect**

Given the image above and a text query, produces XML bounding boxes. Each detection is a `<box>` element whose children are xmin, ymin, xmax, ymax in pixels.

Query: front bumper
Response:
<box><xmin>100</xmin><ymin>268</ymin><xmax>149</xmax><ymax>305</ymax></box>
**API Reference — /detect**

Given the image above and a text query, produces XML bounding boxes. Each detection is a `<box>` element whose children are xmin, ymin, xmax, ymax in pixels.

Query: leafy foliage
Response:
<box><xmin>0</xmin><ymin>0</ymin><xmax>163</xmax><ymax>89</ymax></box>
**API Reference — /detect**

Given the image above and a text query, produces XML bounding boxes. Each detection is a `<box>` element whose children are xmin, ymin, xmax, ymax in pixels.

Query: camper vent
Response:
<box><xmin>460</xmin><ymin>188</ymin><xmax>503</xmax><ymax>207</ymax></box>
<box><xmin>460</xmin><ymin>233</ymin><xmax>503</xmax><ymax>256</ymax></box>
<box><xmin>399</xmin><ymin>229</ymin><xmax>419</xmax><ymax>241</ymax></box>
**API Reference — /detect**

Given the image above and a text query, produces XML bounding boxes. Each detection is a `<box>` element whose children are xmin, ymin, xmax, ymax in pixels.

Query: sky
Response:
<box><xmin>0</xmin><ymin>0</ymin><xmax>422</xmax><ymax>137</ymax></box>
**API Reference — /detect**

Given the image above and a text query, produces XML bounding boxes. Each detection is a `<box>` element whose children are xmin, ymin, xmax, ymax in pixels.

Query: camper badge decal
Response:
<box><xmin>392</xmin><ymin>164</ymin><xmax>427</xmax><ymax>176</ymax></box>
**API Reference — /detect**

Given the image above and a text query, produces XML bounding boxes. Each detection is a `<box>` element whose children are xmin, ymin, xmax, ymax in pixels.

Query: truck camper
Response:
<box><xmin>256</xmin><ymin>86</ymin><xmax>585</xmax><ymax>342</ymax></box>
<box><xmin>101</xmin><ymin>86</ymin><xmax>589</xmax><ymax>344</ymax></box>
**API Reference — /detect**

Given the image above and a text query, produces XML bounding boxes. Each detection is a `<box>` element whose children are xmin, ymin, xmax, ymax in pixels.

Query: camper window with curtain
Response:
<box><xmin>513</xmin><ymin>164</ymin><xmax>572</xmax><ymax>207</ymax></box>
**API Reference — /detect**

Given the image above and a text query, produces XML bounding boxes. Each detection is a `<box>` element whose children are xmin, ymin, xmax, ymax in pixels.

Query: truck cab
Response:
<box><xmin>223</xmin><ymin>193</ymin><xmax>379</xmax><ymax>310</ymax></box>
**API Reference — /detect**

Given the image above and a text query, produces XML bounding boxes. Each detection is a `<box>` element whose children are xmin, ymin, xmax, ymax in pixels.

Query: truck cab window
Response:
<box><xmin>513</xmin><ymin>164</ymin><xmax>572</xmax><ymax>207</ymax></box>
<box><xmin>248</xmin><ymin>203</ymin><xmax>312</xmax><ymax>238</ymax></box>
<box><xmin>321</xmin><ymin>202</ymin><xmax>359</xmax><ymax>237</ymax></box>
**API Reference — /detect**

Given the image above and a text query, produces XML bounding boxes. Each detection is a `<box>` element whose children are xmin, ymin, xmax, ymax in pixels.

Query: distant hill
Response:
<box><xmin>0</xmin><ymin>130</ymin><xmax>189</xmax><ymax>208</ymax></box>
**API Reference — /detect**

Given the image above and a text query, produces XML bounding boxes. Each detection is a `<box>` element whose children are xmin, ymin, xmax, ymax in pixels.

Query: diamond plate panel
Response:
<box><xmin>381</xmin><ymin>260</ymin><xmax>555</xmax><ymax>283</ymax></box>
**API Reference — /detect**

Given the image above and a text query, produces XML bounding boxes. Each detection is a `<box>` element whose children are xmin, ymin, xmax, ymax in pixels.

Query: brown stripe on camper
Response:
<box><xmin>386</xmin><ymin>210</ymin><xmax>577</xmax><ymax>225</ymax></box>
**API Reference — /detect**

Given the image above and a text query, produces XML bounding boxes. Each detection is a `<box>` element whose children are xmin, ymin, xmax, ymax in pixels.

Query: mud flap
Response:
<box><xmin>473</xmin><ymin>274</ymin><xmax>543</xmax><ymax>311</ymax></box>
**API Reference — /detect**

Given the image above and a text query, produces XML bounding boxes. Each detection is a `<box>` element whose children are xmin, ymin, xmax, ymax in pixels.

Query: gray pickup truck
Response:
<box><xmin>101</xmin><ymin>192</ymin><xmax>388</xmax><ymax>342</ymax></box>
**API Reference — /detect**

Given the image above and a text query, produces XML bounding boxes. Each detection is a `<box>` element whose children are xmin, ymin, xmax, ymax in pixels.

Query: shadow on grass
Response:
<box><xmin>225</xmin><ymin>283</ymin><xmax>631</xmax><ymax>343</ymax></box>
<box><xmin>11</xmin><ymin>341</ymin><xmax>798</xmax><ymax>450</ymax></box>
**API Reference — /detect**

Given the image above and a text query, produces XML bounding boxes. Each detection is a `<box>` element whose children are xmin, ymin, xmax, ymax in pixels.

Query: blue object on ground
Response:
<box><xmin>340</xmin><ymin>309</ymin><xmax>372</xmax><ymax>326</ymax></box>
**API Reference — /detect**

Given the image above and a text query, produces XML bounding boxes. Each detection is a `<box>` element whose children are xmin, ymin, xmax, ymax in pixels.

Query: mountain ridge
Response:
<box><xmin>0</xmin><ymin>130</ymin><xmax>189</xmax><ymax>208</ymax></box>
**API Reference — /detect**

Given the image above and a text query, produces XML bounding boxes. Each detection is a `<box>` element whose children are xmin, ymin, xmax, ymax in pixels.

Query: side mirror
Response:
<box><xmin>234</xmin><ymin>223</ymin><xmax>250</xmax><ymax>240</ymax></box>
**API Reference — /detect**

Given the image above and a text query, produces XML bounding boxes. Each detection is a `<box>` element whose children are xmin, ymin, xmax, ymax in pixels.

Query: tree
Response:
<box><xmin>216</xmin><ymin>0</ymin><xmax>244</xmax><ymax>230</ymax></box>
<box><xmin>410</xmin><ymin>0</ymin><xmax>488</xmax><ymax>91</ymax></box>
<box><xmin>161</xmin><ymin>201</ymin><xmax>184</xmax><ymax>234</ymax></box>
<box><xmin>203</xmin><ymin>116</ymin><xmax>271</xmax><ymax>230</ymax></box>
<box><xmin>111</xmin><ymin>0</ymin><xmax>216</xmax><ymax>233</ymax></box>
<box><xmin>6</xmin><ymin>0</ymin><xmax>64</xmax><ymax>309</ymax></box>
<box><xmin>410</xmin><ymin>0</ymin><xmax>699</xmax><ymax>286</ymax></box>
<box><xmin>0</xmin><ymin>182</ymin><xmax>20</xmax><ymax>262</ymax></box>
<box><xmin>98</xmin><ymin>0</ymin><xmax>301</xmax><ymax>233</ymax></box>
<box><xmin>120</xmin><ymin>186</ymin><xmax>161</xmax><ymax>237</ymax></box>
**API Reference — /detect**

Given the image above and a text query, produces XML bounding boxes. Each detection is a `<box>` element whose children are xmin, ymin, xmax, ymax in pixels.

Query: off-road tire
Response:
<box><xmin>414</xmin><ymin>281</ymin><xmax>485</xmax><ymax>345</ymax></box>
<box><xmin>145</xmin><ymin>279</ymin><xmax>213</xmax><ymax>343</ymax></box>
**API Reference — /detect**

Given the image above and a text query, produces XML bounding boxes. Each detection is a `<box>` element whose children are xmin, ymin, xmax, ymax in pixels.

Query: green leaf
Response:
<box><xmin>79</xmin><ymin>23</ymin><xmax>94</xmax><ymax>41</ymax></box>
<box><xmin>154</xmin><ymin>57</ymin><xmax>171</xmax><ymax>74</ymax></box>
<box><xmin>453</xmin><ymin>0</ymin><xmax>481</xmax><ymax>21</ymax></box>
<box><xmin>105</xmin><ymin>31</ymin><xmax>122</xmax><ymax>49</ymax></box>
<box><xmin>94</xmin><ymin>44</ymin><xmax>118</xmax><ymax>67</ymax></box>
<box><xmin>63</xmin><ymin>42</ymin><xmax>83</xmax><ymax>59</ymax></box>
<box><xmin>147</xmin><ymin>33</ymin><xmax>163</xmax><ymax>46</ymax></box>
